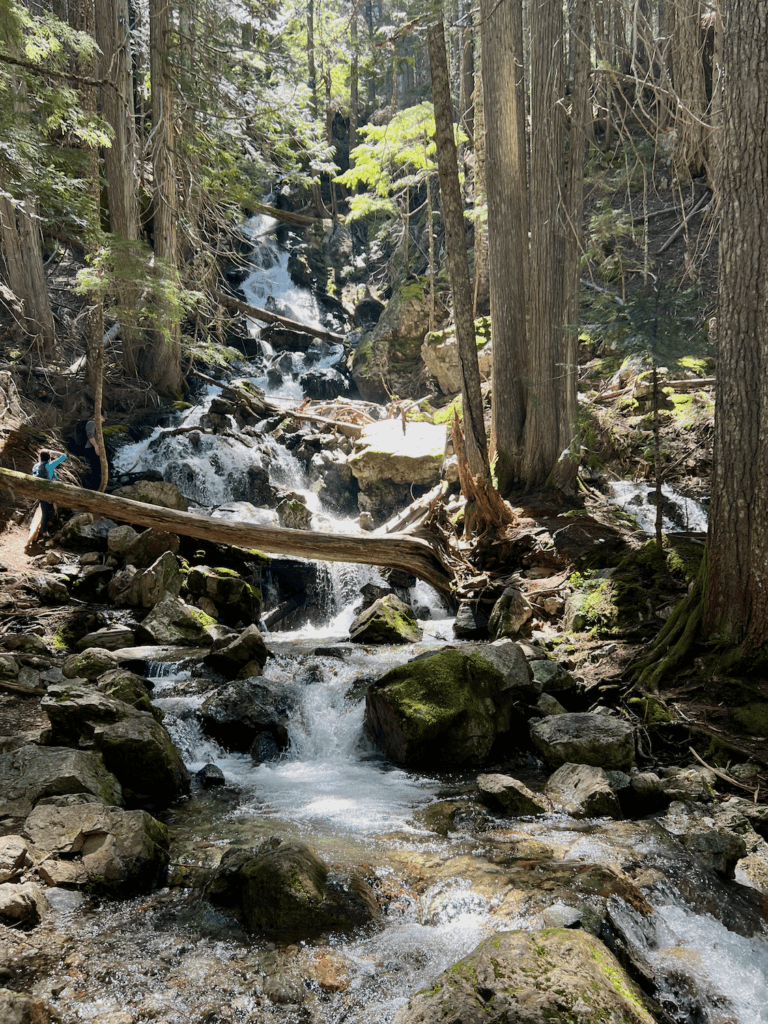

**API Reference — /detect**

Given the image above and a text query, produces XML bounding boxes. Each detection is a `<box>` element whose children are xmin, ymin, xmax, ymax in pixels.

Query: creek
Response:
<box><xmin>40</xmin><ymin>217</ymin><xmax>768</xmax><ymax>1024</ymax></box>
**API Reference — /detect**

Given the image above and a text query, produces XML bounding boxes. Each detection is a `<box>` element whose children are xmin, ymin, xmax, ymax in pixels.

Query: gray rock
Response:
<box><xmin>59</xmin><ymin>514</ymin><xmax>118</xmax><ymax>549</ymax></box>
<box><xmin>196</xmin><ymin>763</ymin><xmax>226</xmax><ymax>788</ymax></box>
<box><xmin>536</xmin><ymin>693</ymin><xmax>568</xmax><ymax>716</ymax></box>
<box><xmin>0</xmin><ymin>745</ymin><xmax>123</xmax><ymax>817</ymax></box>
<box><xmin>391</xmin><ymin>928</ymin><xmax>656</xmax><ymax>1024</ymax></box>
<box><xmin>124</xmin><ymin>529</ymin><xmax>180</xmax><ymax>570</ymax></box>
<box><xmin>70</xmin><ymin>564</ymin><xmax>114</xmax><ymax>600</ymax></box>
<box><xmin>38</xmin><ymin>574</ymin><xmax>70</xmax><ymax>603</ymax></box>
<box><xmin>42</xmin><ymin>684</ymin><xmax>189</xmax><ymax>807</ymax></box>
<box><xmin>530</xmin><ymin>713</ymin><xmax>635</xmax><ymax>770</ymax></box>
<box><xmin>275</xmin><ymin>495</ymin><xmax>313</xmax><ymax>530</ymax></box>
<box><xmin>452</xmin><ymin>601</ymin><xmax>489</xmax><ymax>639</ymax></box>
<box><xmin>76</xmin><ymin>625</ymin><xmax>136</xmax><ymax>651</ymax></box>
<box><xmin>135</xmin><ymin>594</ymin><xmax>218</xmax><ymax>646</ymax></box>
<box><xmin>659</xmin><ymin>766</ymin><xmax>717</xmax><ymax>803</ymax></box>
<box><xmin>24</xmin><ymin>802</ymin><xmax>170</xmax><ymax>895</ymax></box>
<box><xmin>364</xmin><ymin>640</ymin><xmax>534</xmax><ymax>768</ymax></box>
<box><xmin>112</xmin><ymin>480</ymin><xmax>188</xmax><ymax>511</ymax></box>
<box><xmin>546</xmin><ymin>763</ymin><xmax>623</xmax><ymax>819</ymax></box>
<box><xmin>0</xmin><ymin>990</ymin><xmax>57</xmax><ymax>1024</ymax></box>
<box><xmin>63</xmin><ymin>647</ymin><xmax>119</xmax><ymax>680</ymax></box>
<box><xmin>197</xmin><ymin>677</ymin><xmax>294</xmax><ymax>754</ymax></box>
<box><xmin>107</xmin><ymin>524</ymin><xmax>140</xmax><ymax>556</ymax></box>
<box><xmin>3</xmin><ymin>634</ymin><xmax>49</xmax><ymax>656</ymax></box>
<box><xmin>662</xmin><ymin>803</ymin><xmax>747</xmax><ymax>878</ymax></box>
<box><xmin>187</xmin><ymin>566</ymin><xmax>261</xmax><ymax>627</ymax></box>
<box><xmin>0</xmin><ymin>882</ymin><xmax>47</xmax><ymax>928</ymax></box>
<box><xmin>477</xmin><ymin>773</ymin><xmax>550</xmax><ymax>816</ymax></box>
<box><xmin>113</xmin><ymin>551</ymin><xmax>183</xmax><ymax>610</ymax></box>
<box><xmin>349</xmin><ymin>594</ymin><xmax>422</xmax><ymax>644</ymax></box>
<box><xmin>0</xmin><ymin>836</ymin><xmax>31</xmax><ymax>883</ymax></box>
<box><xmin>531</xmin><ymin>658</ymin><xmax>577</xmax><ymax>693</ymax></box>
<box><xmin>488</xmin><ymin>586</ymin><xmax>533</xmax><ymax>638</ymax></box>
<box><xmin>204</xmin><ymin>623</ymin><xmax>268</xmax><ymax>676</ymax></box>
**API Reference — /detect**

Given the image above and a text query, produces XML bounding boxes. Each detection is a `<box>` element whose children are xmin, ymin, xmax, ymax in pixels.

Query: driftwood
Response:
<box><xmin>250</xmin><ymin>201</ymin><xmax>325</xmax><ymax>229</ymax></box>
<box><xmin>214</xmin><ymin>290</ymin><xmax>344</xmax><ymax>344</ymax></box>
<box><xmin>1</xmin><ymin>468</ymin><xmax>453</xmax><ymax>597</ymax></box>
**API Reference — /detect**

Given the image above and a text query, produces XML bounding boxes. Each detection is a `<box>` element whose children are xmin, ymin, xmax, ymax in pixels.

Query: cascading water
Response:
<box><xmin>45</xmin><ymin>217</ymin><xmax>768</xmax><ymax>1024</ymax></box>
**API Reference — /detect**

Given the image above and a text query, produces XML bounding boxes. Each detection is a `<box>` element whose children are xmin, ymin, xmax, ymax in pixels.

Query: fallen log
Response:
<box><xmin>214</xmin><ymin>290</ymin><xmax>344</xmax><ymax>345</ymax></box>
<box><xmin>1</xmin><ymin>468</ymin><xmax>453</xmax><ymax>597</ymax></box>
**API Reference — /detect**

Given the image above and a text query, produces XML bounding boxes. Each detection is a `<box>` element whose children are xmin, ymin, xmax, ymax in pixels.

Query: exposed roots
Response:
<box><xmin>451</xmin><ymin>413</ymin><xmax>516</xmax><ymax>538</ymax></box>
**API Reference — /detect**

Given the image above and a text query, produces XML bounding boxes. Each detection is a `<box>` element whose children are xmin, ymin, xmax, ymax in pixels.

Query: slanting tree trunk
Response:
<box><xmin>426</xmin><ymin>16</ymin><xmax>487</xmax><ymax>482</ymax></box>
<box><xmin>1</xmin><ymin>468</ymin><xmax>453</xmax><ymax>597</ymax></box>
<box><xmin>525</xmin><ymin>0</ymin><xmax>573</xmax><ymax>491</ymax></box>
<box><xmin>140</xmin><ymin>0</ymin><xmax>182</xmax><ymax>394</ymax></box>
<box><xmin>480</xmin><ymin>0</ymin><xmax>528</xmax><ymax>496</ymax></box>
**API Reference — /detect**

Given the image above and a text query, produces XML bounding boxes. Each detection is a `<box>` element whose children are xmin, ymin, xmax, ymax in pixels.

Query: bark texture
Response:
<box><xmin>703</xmin><ymin>0</ymin><xmax>768</xmax><ymax>648</ymax></box>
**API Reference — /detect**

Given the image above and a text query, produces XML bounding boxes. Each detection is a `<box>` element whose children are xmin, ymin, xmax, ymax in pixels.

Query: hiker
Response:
<box><xmin>32</xmin><ymin>449</ymin><xmax>67</xmax><ymax>538</ymax></box>
<box><xmin>84</xmin><ymin>412</ymin><xmax>106</xmax><ymax>489</ymax></box>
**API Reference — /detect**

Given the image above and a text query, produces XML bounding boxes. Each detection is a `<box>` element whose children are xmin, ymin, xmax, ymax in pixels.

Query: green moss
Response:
<box><xmin>433</xmin><ymin>395</ymin><xmax>462</xmax><ymax>425</ymax></box>
<box><xmin>730</xmin><ymin>702</ymin><xmax>768</xmax><ymax>737</ymax></box>
<box><xmin>666</xmin><ymin>541</ymin><xmax>704</xmax><ymax>584</ymax></box>
<box><xmin>102</xmin><ymin>424</ymin><xmax>130</xmax><ymax>436</ymax></box>
<box><xmin>52</xmin><ymin>624</ymin><xmax>80</xmax><ymax>651</ymax></box>
<box><xmin>626</xmin><ymin>696</ymin><xmax>673</xmax><ymax>723</ymax></box>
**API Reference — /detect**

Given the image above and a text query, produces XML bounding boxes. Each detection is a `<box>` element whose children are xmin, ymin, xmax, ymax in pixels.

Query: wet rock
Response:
<box><xmin>530</xmin><ymin>713</ymin><xmax>635</xmax><ymax>770</ymax></box>
<box><xmin>63</xmin><ymin>647</ymin><xmax>119</xmax><ymax>680</ymax></box>
<box><xmin>197</xmin><ymin>677</ymin><xmax>294</xmax><ymax>754</ymax></box>
<box><xmin>391</xmin><ymin>928</ymin><xmax>656</xmax><ymax>1024</ymax></box>
<box><xmin>0</xmin><ymin>745</ymin><xmax>123</xmax><ymax>817</ymax></box>
<box><xmin>0</xmin><ymin>883</ymin><xmax>47</xmax><ymax>928</ymax></box>
<box><xmin>0</xmin><ymin>990</ymin><xmax>57</xmax><ymax>1024</ymax></box>
<box><xmin>349</xmin><ymin>594</ymin><xmax>422</xmax><ymax>645</ymax></box>
<box><xmin>204</xmin><ymin>623</ymin><xmax>269</xmax><ymax>676</ymax></box>
<box><xmin>23</xmin><ymin>802</ymin><xmax>170</xmax><ymax>896</ymax></box>
<box><xmin>228</xmin><ymin>838</ymin><xmax>380</xmax><ymax>937</ymax></box>
<box><xmin>300</xmin><ymin>367</ymin><xmax>353</xmax><ymax>401</ymax></box>
<box><xmin>662</xmin><ymin>803</ymin><xmax>748</xmax><ymax>878</ymax></box>
<box><xmin>196</xmin><ymin>763</ymin><xmax>226</xmax><ymax>788</ymax></box>
<box><xmin>452</xmin><ymin>601</ymin><xmax>489</xmax><ymax>640</ymax></box>
<box><xmin>42</xmin><ymin>684</ymin><xmax>189</xmax><ymax>807</ymax></box>
<box><xmin>59</xmin><ymin>514</ymin><xmax>118</xmax><ymax>549</ymax></box>
<box><xmin>112</xmin><ymin>480</ymin><xmax>189</xmax><ymax>511</ymax></box>
<box><xmin>488</xmin><ymin>586</ymin><xmax>533</xmax><ymax>638</ymax></box>
<box><xmin>0</xmin><ymin>837</ymin><xmax>31</xmax><ymax>883</ymax></box>
<box><xmin>477</xmin><ymin>773</ymin><xmax>550</xmax><ymax>816</ymax></box>
<box><xmin>76</xmin><ymin>625</ymin><xmax>136</xmax><ymax>651</ymax></box>
<box><xmin>364</xmin><ymin>640</ymin><xmax>535</xmax><ymax>768</ymax></box>
<box><xmin>546</xmin><ymin>763</ymin><xmax>623</xmax><ymax>819</ymax></box>
<box><xmin>135</xmin><ymin>594</ymin><xmax>219</xmax><ymax>646</ymax></box>
<box><xmin>310</xmin><ymin>452</ymin><xmax>359</xmax><ymax>515</ymax></box>
<box><xmin>275</xmin><ymin>495</ymin><xmax>312</xmax><ymax>530</ymax></box>
<box><xmin>187</xmin><ymin>565</ymin><xmax>262</xmax><ymax>627</ymax></box>
<box><xmin>70</xmin><ymin>564</ymin><xmax>114</xmax><ymax>601</ymax></box>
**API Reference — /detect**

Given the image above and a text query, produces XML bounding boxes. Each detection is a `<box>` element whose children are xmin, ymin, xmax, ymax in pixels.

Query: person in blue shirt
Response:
<box><xmin>32</xmin><ymin>450</ymin><xmax>66</xmax><ymax>538</ymax></box>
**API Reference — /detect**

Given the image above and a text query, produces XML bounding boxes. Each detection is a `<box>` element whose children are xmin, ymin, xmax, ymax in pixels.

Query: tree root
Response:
<box><xmin>629</xmin><ymin>576</ymin><xmax>706</xmax><ymax>693</ymax></box>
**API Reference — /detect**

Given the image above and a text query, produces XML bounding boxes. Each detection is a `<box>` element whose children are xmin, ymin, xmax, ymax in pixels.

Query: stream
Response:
<box><xmin>39</xmin><ymin>216</ymin><xmax>768</xmax><ymax>1024</ymax></box>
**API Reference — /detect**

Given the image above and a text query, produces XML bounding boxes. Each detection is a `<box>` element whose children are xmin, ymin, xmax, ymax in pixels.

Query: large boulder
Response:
<box><xmin>187</xmin><ymin>565</ymin><xmax>262</xmax><ymax>627</ymax></box>
<box><xmin>545</xmin><ymin>763</ymin><xmax>623</xmax><ymax>819</ymax></box>
<box><xmin>42</xmin><ymin>684</ymin><xmax>189</xmax><ymax>807</ymax></box>
<box><xmin>0</xmin><ymin>837</ymin><xmax>32</xmax><ymax>883</ymax></box>
<box><xmin>364</xmin><ymin>641</ymin><xmax>536</xmax><ymax>768</ymax></box>
<box><xmin>111</xmin><ymin>551</ymin><xmax>184</xmax><ymax>609</ymax></box>
<box><xmin>204</xmin><ymin>623</ymin><xmax>269</xmax><ymax>677</ymax></box>
<box><xmin>350</xmin><ymin>277</ymin><xmax>444</xmax><ymax>403</ymax></box>
<box><xmin>96</xmin><ymin>668</ymin><xmax>158</xmax><ymax>719</ymax></box>
<box><xmin>348</xmin><ymin>420</ymin><xmax>446</xmax><ymax>521</ymax></box>
<box><xmin>530</xmin><ymin>713</ymin><xmax>635</xmax><ymax>771</ymax></box>
<box><xmin>134</xmin><ymin>594</ymin><xmax>219</xmax><ymax>646</ymax></box>
<box><xmin>24</xmin><ymin>802</ymin><xmax>169</xmax><ymax>896</ymax></box>
<box><xmin>196</xmin><ymin>677</ymin><xmax>295</xmax><ymax>757</ymax></box>
<box><xmin>123</xmin><ymin>530</ymin><xmax>180</xmax><ymax>570</ymax></box>
<box><xmin>58</xmin><ymin>514</ymin><xmax>117</xmax><ymax>549</ymax></box>
<box><xmin>112</xmin><ymin>480</ymin><xmax>188</xmax><ymax>511</ymax></box>
<box><xmin>215</xmin><ymin>838</ymin><xmax>380</xmax><ymax>938</ymax></box>
<box><xmin>488</xmin><ymin>586</ymin><xmax>533</xmax><ymax>638</ymax></box>
<box><xmin>0</xmin><ymin>745</ymin><xmax>123</xmax><ymax>818</ymax></box>
<box><xmin>391</xmin><ymin>929</ymin><xmax>657</xmax><ymax>1024</ymax></box>
<box><xmin>0</xmin><ymin>883</ymin><xmax>47</xmax><ymax>928</ymax></box>
<box><xmin>63</xmin><ymin>647</ymin><xmax>120</xmax><ymax>680</ymax></box>
<box><xmin>349</xmin><ymin>594</ymin><xmax>422</xmax><ymax>645</ymax></box>
<box><xmin>420</xmin><ymin>318</ymin><xmax>493</xmax><ymax>396</ymax></box>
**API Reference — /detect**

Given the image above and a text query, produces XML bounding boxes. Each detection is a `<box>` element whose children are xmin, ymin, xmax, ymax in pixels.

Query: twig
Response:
<box><xmin>688</xmin><ymin>745</ymin><xmax>760</xmax><ymax>797</ymax></box>
<box><xmin>656</xmin><ymin>192</ymin><xmax>711</xmax><ymax>255</ymax></box>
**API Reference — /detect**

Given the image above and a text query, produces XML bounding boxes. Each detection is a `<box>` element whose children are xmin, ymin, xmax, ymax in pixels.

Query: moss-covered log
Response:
<box><xmin>2</xmin><ymin>467</ymin><xmax>453</xmax><ymax>597</ymax></box>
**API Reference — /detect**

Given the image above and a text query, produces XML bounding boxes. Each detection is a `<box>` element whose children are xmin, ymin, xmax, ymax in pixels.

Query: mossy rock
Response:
<box><xmin>627</xmin><ymin>696</ymin><xmax>673</xmax><ymax>724</ymax></box>
<box><xmin>730</xmin><ymin>702</ymin><xmax>768</xmax><ymax>737</ymax></box>
<box><xmin>349</xmin><ymin>594</ymin><xmax>422</xmax><ymax>645</ymax></box>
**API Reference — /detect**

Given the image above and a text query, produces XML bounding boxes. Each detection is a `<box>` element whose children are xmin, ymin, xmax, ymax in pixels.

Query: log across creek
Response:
<box><xmin>2</xmin><ymin>468</ymin><xmax>454</xmax><ymax>597</ymax></box>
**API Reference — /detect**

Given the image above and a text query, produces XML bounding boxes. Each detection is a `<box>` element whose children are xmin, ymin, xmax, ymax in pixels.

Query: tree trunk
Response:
<box><xmin>480</xmin><ymin>0</ymin><xmax>528</xmax><ymax>496</ymax></box>
<box><xmin>525</xmin><ymin>0</ymin><xmax>573</xmax><ymax>490</ymax></box>
<box><xmin>427</xmin><ymin>16</ymin><xmax>488</xmax><ymax>482</ymax></box>
<box><xmin>307</xmin><ymin>0</ymin><xmax>318</xmax><ymax>116</ymax></box>
<box><xmin>673</xmin><ymin>0</ymin><xmax>710</xmax><ymax>177</ymax></box>
<box><xmin>0</xmin><ymin>195</ymin><xmax>57</xmax><ymax>359</ymax></box>
<box><xmin>350</xmin><ymin>0</ymin><xmax>359</xmax><ymax>156</ymax></box>
<box><xmin>139</xmin><ymin>0</ymin><xmax>181</xmax><ymax>394</ymax></box>
<box><xmin>703</xmin><ymin>0</ymin><xmax>768</xmax><ymax>650</ymax></box>
<box><xmin>1</xmin><ymin>468</ymin><xmax>452</xmax><ymax>597</ymax></box>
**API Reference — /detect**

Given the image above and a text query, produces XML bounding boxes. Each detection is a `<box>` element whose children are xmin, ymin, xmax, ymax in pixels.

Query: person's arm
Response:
<box><xmin>49</xmin><ymin>453</ymin><xmax>67</xmax><ymax>471</ymax></box>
